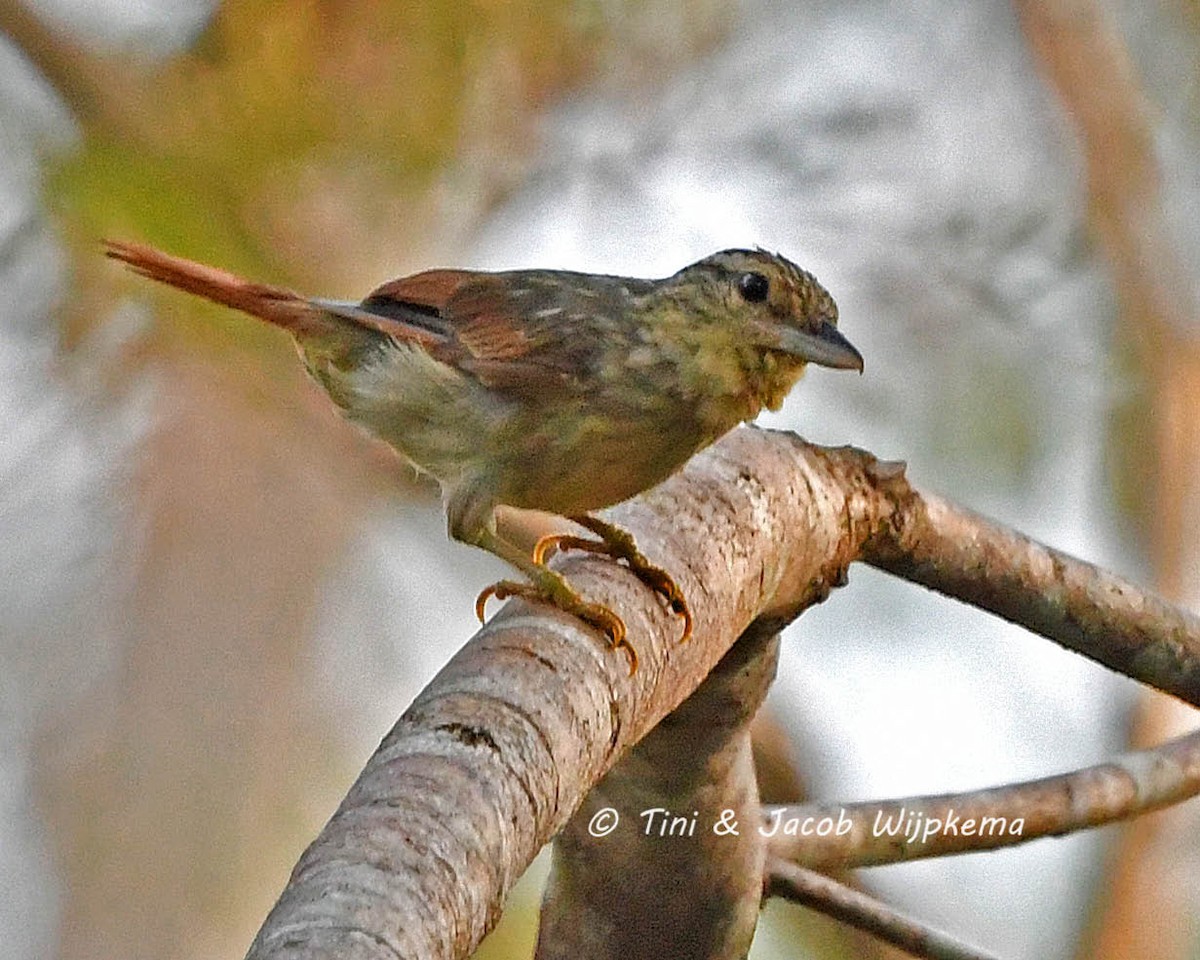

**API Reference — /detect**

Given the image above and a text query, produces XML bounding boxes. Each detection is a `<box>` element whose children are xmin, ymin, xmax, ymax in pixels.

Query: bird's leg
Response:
<box><xmin>472</xmin><ymin>529</ymin><xmax>638</xmax><ymax>673</ymax></box>
<box><xmin>449</xmin><ymin>486</ymin><xmax>637</xmax><ymax>672</ymax></box>
<box><xmin>533</xmin><ymin>515</ymin><xmax>693</xmax><ymax>644</ymax></box>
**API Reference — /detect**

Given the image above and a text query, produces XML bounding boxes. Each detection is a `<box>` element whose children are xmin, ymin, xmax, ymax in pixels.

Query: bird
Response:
<box><xmin>105</xmin><ymin>241</ymin><xmax>863</xmax><ymax>672</ymax></box>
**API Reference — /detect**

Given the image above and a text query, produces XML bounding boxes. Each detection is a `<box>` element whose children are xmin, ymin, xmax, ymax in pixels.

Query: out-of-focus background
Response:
<box><xmin>1</xmin><ymin>1</ymin><xmax>1198</xmax><ymax>958</ymax></box>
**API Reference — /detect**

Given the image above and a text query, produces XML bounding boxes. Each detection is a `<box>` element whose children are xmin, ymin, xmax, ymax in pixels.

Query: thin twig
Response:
<box><xmin>765</xmin><ymin>859</ymin><xmax>1001</xmax><ymax>960</ymax></box>
<box><xmin>0</xmin><ymin>0</ymin><xmax>130</xmax><ymax>129</ymax></box>
<box><xmin>765</xmin><ymin>727</ymin><xmax>1200</xmax><ymax>869</ymax></box>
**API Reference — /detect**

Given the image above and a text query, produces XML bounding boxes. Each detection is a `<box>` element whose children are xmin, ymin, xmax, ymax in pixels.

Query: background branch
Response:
<box><xmin>765</xmin><ymin>860</ymin><xmax>999</xmax><ymax>960</ymax></box>
<box><xmin>766</xmin><ymin>727</ymin><xmax>1200</xmax><ymax>870</ymax></box>
<box><xmin>0</xmin><ymin>0</ymin><xmax>134</xmax><ymax>130</ymax></box>
<box><xmin>1016</xmin><ymin>2</ymin><xmax>1200</xmax><ymax>955</ymax></box>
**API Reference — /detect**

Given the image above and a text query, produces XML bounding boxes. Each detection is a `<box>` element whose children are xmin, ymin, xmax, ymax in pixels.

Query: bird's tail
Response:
<box><xmin>104</xmin><ymin>240</ymin><xmax>331</xmax><ymax>339</ymax></box>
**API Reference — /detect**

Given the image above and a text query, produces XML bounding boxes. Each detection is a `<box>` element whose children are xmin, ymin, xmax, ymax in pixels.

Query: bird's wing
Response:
<box><xmin>313</xmin><ymin>268</ymin><xmax>479</xmax><ymax>347</ymax></box>
<box><xmin>356</xmin><ymin>269</ymin><xmax>614</xmax><ymax>395</ymax></box>
<box><xmin>103</xmin><ymin>243</ymin><xmax>596</xmax><ymax>388</ymax></box>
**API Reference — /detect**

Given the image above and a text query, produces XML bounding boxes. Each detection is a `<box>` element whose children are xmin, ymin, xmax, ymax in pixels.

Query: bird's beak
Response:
<box><xmin>770</xmin><ymin>321</ymin><xmax>864</xmax><ymax>372</ymax></box>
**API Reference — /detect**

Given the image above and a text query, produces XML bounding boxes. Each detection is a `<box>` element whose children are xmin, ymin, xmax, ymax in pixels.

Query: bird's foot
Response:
<box><xmin>533</xmin><ymin>515</ymin><xmax>693</xmax><ymax>644</ymax></box>
<box><xmin>475</xmin><ymin>575</ymin><xmax>638</xmax><ymax>674</ymax></box>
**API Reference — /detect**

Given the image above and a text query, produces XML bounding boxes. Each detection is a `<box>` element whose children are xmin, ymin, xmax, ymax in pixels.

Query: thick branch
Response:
<box><xmin>536</xmin><ymin>625</ymin><xmax>779</xmax><ymax>960</ymax></box>
<box><xmin>766</xmin><ymin>727</ymin><xmax>1200</xmax><ymax>870</ymax></box>
<box><xmin>244</xmin><ymin>429</ymin><xmax>878</xmax><ymax>960</ymax></box>
<box><xmin>244</xmin><ymin>430</ymin><xmax>1200</xmax><ymax>960</ymax></box>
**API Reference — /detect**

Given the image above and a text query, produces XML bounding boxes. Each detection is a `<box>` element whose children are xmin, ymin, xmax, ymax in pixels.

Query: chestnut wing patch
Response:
<box><xmin>448</xmin><ymin>282</ymin><xmax>538</xmax><ymax>363</ymax></box>
<box><xmin>359</xmin><ymin>270</ymin><xmax>600</xmax><ymax>396</ymax></box>
<box><xmin>358</xmin><ymin>269</ymin><xmax>474</xmax><ymax>341</ymax></box>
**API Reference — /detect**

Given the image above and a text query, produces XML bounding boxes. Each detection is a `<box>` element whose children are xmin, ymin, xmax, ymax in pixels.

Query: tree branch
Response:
<box><xmin>245</xmin><ymin>429</ymin><xmax>875</xmax><ymax>960</ymax></box>
<box><xmin>243</xmin><ymin>429</ymin><xmax>1200</xmax><ymax>960</ymax></box>
<box><xmin>860</xmin><ymin>475</ymin><xmax>1200</xmax><ymax>706</ymax></box>
<box><xmin>536</xmin><ymin>624</ymin><xmax>780</xmax><ymax>960</ymax></box>
<box><xmin>765</xmin><ymin>859</ymin><xmax>1000</xmax><ymax>960</ymax></box>
<box><xmin>765</xmin><ymin>727</ymin><xmax>1200</xmax><ymax>870</ymax></box>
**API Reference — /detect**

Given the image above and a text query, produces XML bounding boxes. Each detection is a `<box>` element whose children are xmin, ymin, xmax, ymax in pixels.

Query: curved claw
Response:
<box><xmin>674</xmin><ymin>597</ymin><xmax>694</xmax><ymax>645</ymax></box>
<box><xmin>475</xmin><ymin>580</ymin><xmax>521</xmax><ymax>623</ymax></box>
<box><xmin>615</xmin><ymin>638</ymin><xmax>638</xmax><ymax>675</ymax></box>
<box><xmin>532</xmin><ymin>533</ymin><xmax>596</xmax><ymax>566</ymax></box>
<box><xmin>474</xmin><ymin>578</ymin><xmax>638</xmax><ymax>674</ymax></box>
<box><xmin>552</xmin><ymin>517</ymin><xmax>693</xmax><ymax>645</ymax></box>
<box><xmin>588</xmin><ymin>610</ymin><xmax>637</xmax><ymax>674</ymax></box>
<box><xmin>625</xmin><ymin>566</ymin><xmax>692</xmax><ymax>643</ymax></box>
<box><xmin>588</xmin><ymin>607</ymin><xmax>635</xmax><ymax>672</ymax></box>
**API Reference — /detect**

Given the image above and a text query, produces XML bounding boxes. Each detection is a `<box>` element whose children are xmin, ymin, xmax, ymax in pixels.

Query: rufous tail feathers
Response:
<box><xmin>104</xmin><ymin>240</ymin><xmax>328</xmax><ymax>338</ymax></box>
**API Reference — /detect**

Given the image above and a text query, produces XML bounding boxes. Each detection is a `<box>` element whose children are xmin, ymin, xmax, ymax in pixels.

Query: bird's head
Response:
<box><xmin>670</xmin><ymin>248</ymin><xmax>863</xmax><ymax>376</ymax></box>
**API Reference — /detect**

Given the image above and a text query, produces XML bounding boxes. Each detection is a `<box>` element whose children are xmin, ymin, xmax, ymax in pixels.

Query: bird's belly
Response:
<box><xmin>495</xmin><ymin>412</ymin><xmax>715</xmax><ymax>516</ymax></box>
<box><xmin>319</xmin><ymin>345</ymin><xmax>730</xmax><ymax>517</ymax></box>
<box><xmin>314</xmin><ymin>342</ymin><xmax>509</xmax><ymax>485</ymax></box>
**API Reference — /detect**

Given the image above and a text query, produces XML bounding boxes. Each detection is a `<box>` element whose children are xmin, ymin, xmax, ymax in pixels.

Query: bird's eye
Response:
<box><xmin>737</xmin><ymin>271</ymin><xmax>770</xmax><ymax>303</ymax></box>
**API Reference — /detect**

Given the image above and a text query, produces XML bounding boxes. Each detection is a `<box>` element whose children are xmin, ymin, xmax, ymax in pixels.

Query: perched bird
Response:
<box><xmin>105</xmin><ymin>242</ymin><xmax>862</xmax><ymax>671</ymax></box>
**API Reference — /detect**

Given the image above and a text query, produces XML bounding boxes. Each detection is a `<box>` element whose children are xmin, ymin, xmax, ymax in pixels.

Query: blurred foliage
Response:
<box><xmin>931</xmin><ymin>352</ymin><xmax>1037</xmax><ymax>491</ymax></box>
<box><xmin>38</xmin><ymin>0</ymin><xmax>617</xmax><ymax>356</ymax></box>
<box><xmin>1104</xmin><ymin>0</ymin><xmax>1200</xmax><ymax>556</ymax></box>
